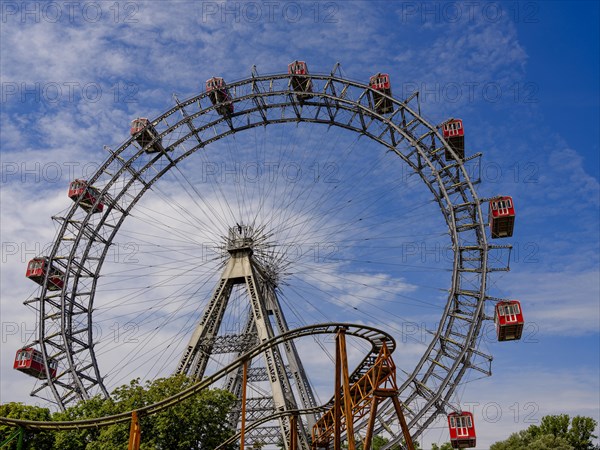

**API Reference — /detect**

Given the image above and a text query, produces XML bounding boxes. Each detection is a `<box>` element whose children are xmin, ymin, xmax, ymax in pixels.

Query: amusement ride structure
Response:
<box><xmin>6</xmin><ymin>61</ymin><xmax>522</xmax><ymax>449</ymax></box>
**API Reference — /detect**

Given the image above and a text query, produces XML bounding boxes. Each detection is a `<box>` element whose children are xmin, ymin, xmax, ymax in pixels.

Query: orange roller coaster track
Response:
<box><xmin>311</xmin><ymin>328</ymin><xmax>415</xmax><ymax>450</ymax></box>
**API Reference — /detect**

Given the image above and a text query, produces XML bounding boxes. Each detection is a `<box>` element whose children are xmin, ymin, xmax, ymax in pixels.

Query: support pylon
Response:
<box><xmin>312</xmin><ymin>336</ymin><xmax>415</xmax><ymax>450</ymax></box>
<box><xmin>176</xmin><ymin>225</ymin><xmax>316</xmax><ymax>449</ymax></box>
<box><xmin>128</xmin><ymin>411</ymin><xmax>141</xmax><ymax>450</ymax></box>
<box><xmin>338</xmin><ymin>329</ymin><xmax>356</xmax><ymax>450</ymax></box>
<box><xmin>240</xmin><ymin>360</ymin><xmax>248</xmax><ymax>450</ymax></box>
<box><xmin>290</xmin><ymin>415</ymin><xmax>298</xmax><ymax>450</ymax></box>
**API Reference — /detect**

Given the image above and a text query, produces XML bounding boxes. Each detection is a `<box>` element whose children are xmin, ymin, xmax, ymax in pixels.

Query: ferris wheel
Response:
<box><xmin>15</xmin><ymin>62</ymin><xmax>521</xmax><ymax>449</ymax></box>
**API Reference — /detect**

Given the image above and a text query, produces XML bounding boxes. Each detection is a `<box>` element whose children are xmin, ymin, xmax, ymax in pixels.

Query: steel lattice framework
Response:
<box><xmin>25</xmin><ymin>64</ymin><xmax>512</xmax><ymax>447</ymax></box>
<box><xmin>174</xmin><ymin>224</ymin><xmax>318</xmax><ymax>446</ymax></box>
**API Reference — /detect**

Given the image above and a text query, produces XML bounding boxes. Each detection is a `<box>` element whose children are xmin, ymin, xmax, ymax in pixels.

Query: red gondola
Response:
<box><xmin>288</xmin><ymin>60</ymin><xmax>313</xmax><ymax>100</ymax></box>
<box><xmin>14</xmin><ymin>348</ymin><xmax>57</xmax><ymax>379</ymax></box>
<box><xmin>489</xmin><ymin>196</ymin><xmax>515</xmax><ymax>238</ymax></box>
<box><xmin>26</xmin><ymin>257</ymin><xmax>64</xmax><ymax>291</ymax></box>
<box><xmin>448</xmin><ymin>412</ymin><xmax>476</xmax><ymax>448</ymax></box>
<box><xmin>68</xmin><ymin>179</ymin><xmax>104</xmax><ymax>213</ymax></box>
<box><xmin>442</xmin><ymin>119</ymin><xmax>465</xmax><ymax>160</ymax></box>
<box><xmin>495</xmin><ymin>300</ymin><xmax>524</xmax><ymax>341</ymax></box>
<box><xmin>369</xmin><ymin>73</ymin><xmax>393</xmax><ymax>114</ymax></box>
<box><xmin>206</xmin><ymin>77</ymin><xmax>234</xmax><ymax>116</ymax></box>
<box><xmin>130</xmin><ymin>118</ymin><xmax>165</xmax><ymax>153</ymax></box>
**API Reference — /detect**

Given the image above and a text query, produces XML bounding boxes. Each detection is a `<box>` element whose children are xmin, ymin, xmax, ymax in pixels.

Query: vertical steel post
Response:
<box><xmin>128</xmin><ymin>410</ymin><xmax>141</xmax><ymax>450</ymax></box>
<box><xmin>240</xmin><ymin>360</ymin><xmax>248</xmax><ymax>450</ymax></box>
<box><xmin>363</xmin><ymin>397</ymin><xmax>380</xmax><ymax>450</ymax></box>
<box><xmin>392</xmin><ymin>396</ymin><xmax>415</xmax><ymax>450</ymax></box>
<box><xmin>338</xmin><ymin>329</ymin><xmax>355</xmax><ymax>450</ymax></box>
<box><xmin>334</xmin><ymin>331</ymin><xmax>341</xmax><ymax>450</ymax></box>
<box><xmin>290</xmin><ymin>415</ymin><xmax>298</xmax><ymax>450</ymax></box>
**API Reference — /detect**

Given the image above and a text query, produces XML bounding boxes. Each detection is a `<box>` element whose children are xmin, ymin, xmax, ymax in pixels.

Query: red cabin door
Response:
<box><xmin>16</xmin><ymin>352</ymin><xmax>29</xmax><ymax>368</ymax></box>
<box><xmin>455</xmin><ymin>415</ymin><xmax>471</xmax><ymax>438</ymax></box>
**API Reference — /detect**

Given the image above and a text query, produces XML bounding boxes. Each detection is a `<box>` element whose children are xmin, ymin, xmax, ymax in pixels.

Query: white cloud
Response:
<box><xmin>431</xmin><ymin>367</ymin><xmax>600</xmax><ymax>449</ymax></box>
<box><xmin>507</xmin><ymin>270</ymin><xmax>600</xmax><ymax>336</ymax></box>
<box><xmin>546</xmin><ymin>148</ymin><xmax>600</xmax><ymax>208</ymax></box>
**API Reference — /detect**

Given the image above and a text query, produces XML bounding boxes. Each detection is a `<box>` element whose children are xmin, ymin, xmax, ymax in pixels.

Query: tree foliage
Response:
<box><xmin>431</xmin><ymin>443</ymin><xmax>453</xmax><ymax>450</ymax></box>
<box><xmin>4</xmin><ymin>396</ymin><xmax>597</xmax><ymax>450</ymax></box>
<box><xmin>364</xmin><ymin>435</ymin><xmax>405</xmax><ymax>449</ymax></box>
<box><xmin>490</xmin><ymin>414</ymin><xmax>598</xmax><ymax>450</ymax></box>
<box><xmin>342</xmin><ymin>434</ymin><xmax>416</xmax><ymax>450</ymax></box>
<box><xmin>1</xmin><ymin>375</ymin><xmax>237</xmax><ymax>449</ymax></box>
<box><xmin>0</xmin><ymin>402</ymin><xmax>54</xmax><ymax>450</ymax></box>
<box><xmin>569</xmin><ymin>416</ymin><xmax>600</xmax><ymax>450</ymax></box>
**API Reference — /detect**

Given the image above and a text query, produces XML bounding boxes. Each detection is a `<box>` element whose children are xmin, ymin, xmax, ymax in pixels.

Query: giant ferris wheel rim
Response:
<box><xmin>30</xmin><ymin>66</ymin><xmax>492</xmax><ymax>441</ymax></box>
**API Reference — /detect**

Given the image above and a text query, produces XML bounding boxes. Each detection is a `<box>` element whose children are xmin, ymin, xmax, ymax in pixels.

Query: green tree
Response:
<box><xmin>343</xmin><ymin>434</ymin><xmax>409</xmax><ymax>450</ymax></box>
<box><xmin>0</xmin><ymin>402</ymin><xmax>54</xmax><ymax>450</ymax></box>
<box><xmin>52</xmin><ymin>395</ymin><xmax>113</xmax><ymax>450</ymax></box>
<box><xmin>369</xmin><ymin>435</ymin><xmax>403</xmax><ymax>450</ymax></box>
<box><xmin>431</xmin><ymin>443</ymin><xmax>453</xmax><ymax>450</ymax></box>
<box><xmin>538</xmin><ymin>414</ymin><xmax>571</xmax><ymax>438</ymax></box>
<box><xmin>53</xmin><ymin>374</ymin><xmax>237</xmax><ymax>449</ymax></box>
<box><xmin>139</xmin><ymin>376</ymin><xmax>236</xmax><ymax>450</ymax></box>
<box><xmin>528</xmin><ymin>434</ymin><xmax>573</xmax><ymax>450</ymax></box>
<box><xmin>490</xmin><ymin>414</ymin><xmax>598</xmax><ymax>450</ymax></box>
<box><xmin>568</xmin><ymin>416</ymin><xmax>599</xmax><ymax>450</ymax></box>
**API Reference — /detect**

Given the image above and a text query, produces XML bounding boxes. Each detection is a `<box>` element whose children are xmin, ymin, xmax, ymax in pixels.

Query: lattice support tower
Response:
<box><xmin>175</xmin><ymin>225</ymin><xmax>317</xmax><ymax>449</ymax></box>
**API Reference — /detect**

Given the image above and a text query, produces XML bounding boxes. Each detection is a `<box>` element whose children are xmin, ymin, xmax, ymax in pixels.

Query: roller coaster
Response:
<box><xmin>1</xmin><ymin>323</ymin><xmax>414</xmax><ymax>450</ymax></box>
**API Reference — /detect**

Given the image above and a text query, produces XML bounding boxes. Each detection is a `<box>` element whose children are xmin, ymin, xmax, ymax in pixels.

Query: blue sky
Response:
<box><xmin>0</xmin><ymin>1</ymin><xmax>598</xmax><ymax>449</ymax></box>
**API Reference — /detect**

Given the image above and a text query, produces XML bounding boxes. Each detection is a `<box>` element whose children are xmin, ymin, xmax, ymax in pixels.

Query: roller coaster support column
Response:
<box><xmin>362</xmin><ymin>393</ymin><xmax>415</xmax><ymax>450</ymax></box>
<box><xmin>363</xmin><ymin>397</ymin><xmax>379</xmax><ymax>450</ymax></box>
<box><xmin>240</xmin><ymin>360</ymin><xmax>248</xmax><ymax>450</ymax></box>
<box><xmin>334</xmin><ymin>328</ymin><xmax>341</xmax><ymax>450</ymax></box>
<box><xmin>289</xmin><ymin>415</ymin><xmax>298</xmax><ymax>450</ymax></box>
<box><xmin>128</xmin><ymin>411</ymin><xmax>141</xmax><ymax>450</ymax></box>
<box><xmin>338</xmin><ymin>328</ymin><xmax>356</xmax><ymax>450</ymax></box>
<box><xmin>391</xmin><ymin>396</ymin><xmax>415</xmax><ymax>450</ymax></box>
<box><xmin>312</xmin><ymin>336</ymin><xmax>416</xmax><ymax>450</ymax></box>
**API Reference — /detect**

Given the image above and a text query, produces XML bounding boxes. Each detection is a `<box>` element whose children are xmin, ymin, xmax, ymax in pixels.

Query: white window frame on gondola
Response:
<box><xmin>500</xmin><ymin>303</ymin><xmax>520</xmax><ymax>317</ymax></box>
<box><xmin>451</xmin><ymin>415</ymin><xmax>472</xmax><ymax>429</ymax></box>
<box><xmin>291</xmin><ymin>62</ymin><xmax>303</xmax><ymax>73</ymax></box>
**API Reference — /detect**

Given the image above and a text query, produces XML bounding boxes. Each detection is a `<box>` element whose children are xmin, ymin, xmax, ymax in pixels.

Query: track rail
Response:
<box><xmin>1</xmin><ymin>323</ymin><xmax>392</xmax><ymax>431</ymax></box>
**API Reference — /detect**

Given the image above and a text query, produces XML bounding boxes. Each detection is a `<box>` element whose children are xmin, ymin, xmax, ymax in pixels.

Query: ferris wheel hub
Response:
<box><xmin>226</xmin><ymin>224</ymin><xmax>255</xmax><ymax>253</ymax></box>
